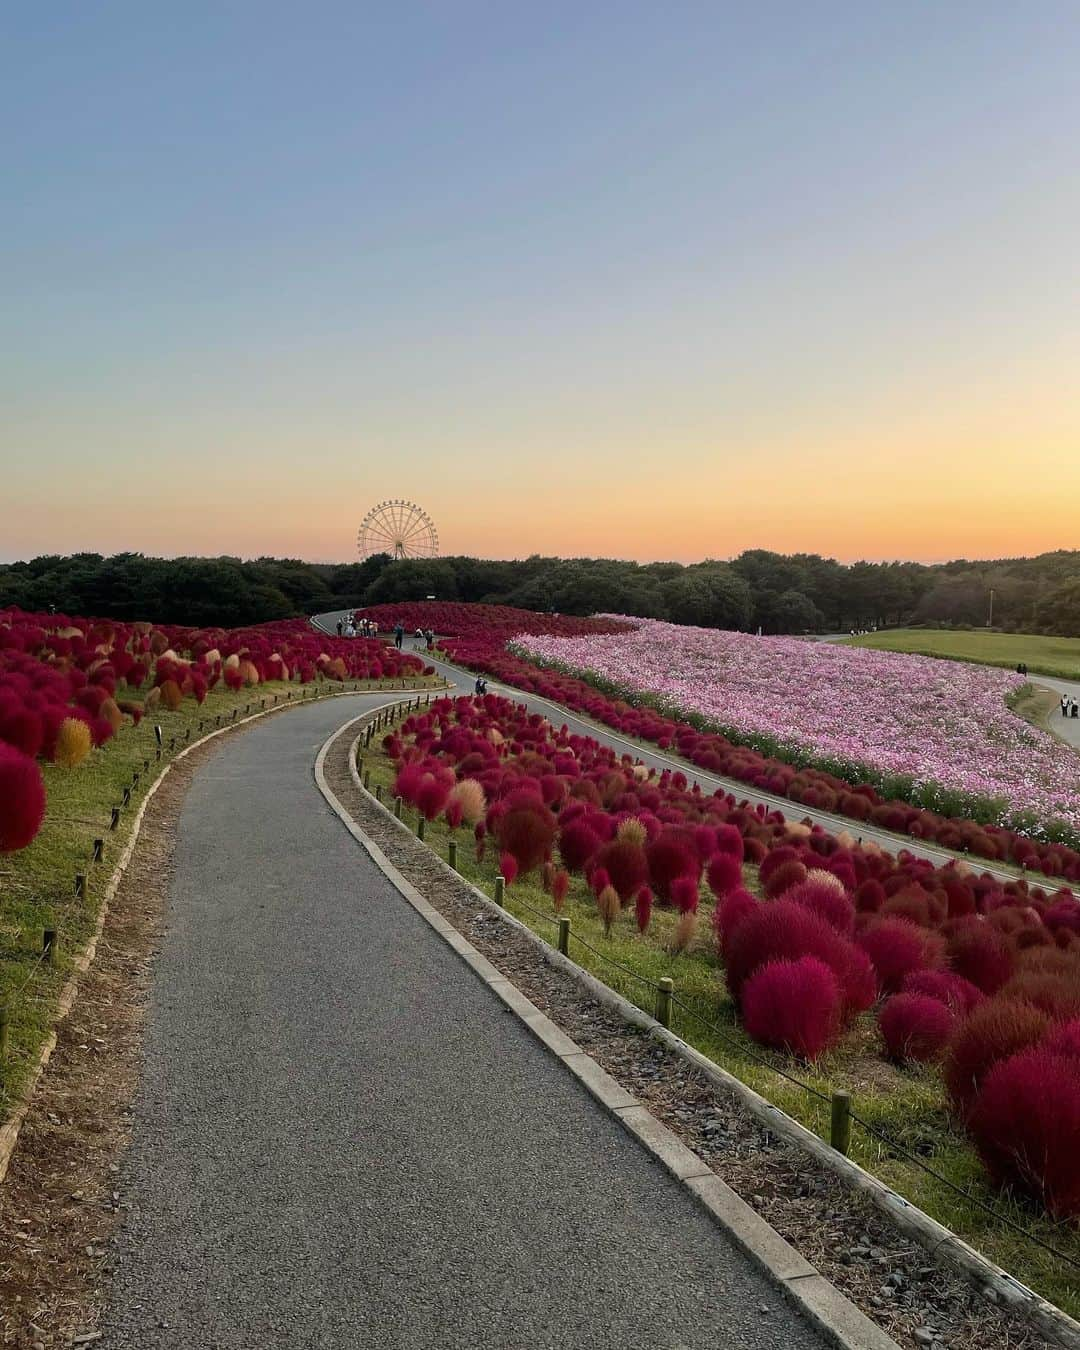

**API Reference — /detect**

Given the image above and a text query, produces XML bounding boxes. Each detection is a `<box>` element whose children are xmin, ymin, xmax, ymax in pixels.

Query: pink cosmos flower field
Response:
<box><xmin>512</xmin><ymin>619</ymin><xmax>1080</xmax><ymax>836</ymax></box>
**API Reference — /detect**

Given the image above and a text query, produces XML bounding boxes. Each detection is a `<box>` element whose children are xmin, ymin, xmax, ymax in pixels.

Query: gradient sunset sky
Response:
<box><xmin>4</xmin><ymin>4</ymin><xmax>1079</xmax><ymax>565</ymax></box>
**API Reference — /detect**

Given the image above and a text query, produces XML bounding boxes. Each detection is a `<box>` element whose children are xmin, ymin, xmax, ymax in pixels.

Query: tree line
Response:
<box><xmin>2</xmin><ymin>548</ymin><xmax>1080</xmax><ymax>636</ymax></box>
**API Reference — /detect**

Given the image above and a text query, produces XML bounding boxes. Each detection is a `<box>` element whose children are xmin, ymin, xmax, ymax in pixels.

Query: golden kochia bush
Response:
<box><xmin>159</xmin><ymin>679</ymin><xmax>183</xmax><ymax>711</ymax></box>
<box><xmin>237</xmin><ymin>659</ymin><xmax>260</xmax><ymax>686</ymax></box>
<box><xmin>99</xmin><ymin>696</ymin><xmax>124</xmax><ymax>733</ymax></box>
<box><xmin>448</xmin><ymin>778</ymin><xmax>486</xmax><ymax>824</ymax></box>
<box><xmin>54</xmin><ymin>716</ymin><xmax>92</xmax><ymax>768</ymax></box>
<box><xmin>143</xmin><ymin>686</ymin><xmax>162</xmax><ymax>710</ymax></box>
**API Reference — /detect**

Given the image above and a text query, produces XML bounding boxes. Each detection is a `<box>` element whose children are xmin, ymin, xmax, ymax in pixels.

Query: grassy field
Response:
<box><xmin>841</xmin><ymin>628</ymin><xmax>1080</xmax><ymax>680</ymax></box>
<box><xmin>359</xmin><ymin>725</ymin><xmax>1080</xmax><ymax>1319</ymax></box>
<box><xmin>0</xmin><ymin>673</ymin><xmax>439</xmax><ymax>1125</ymax></box>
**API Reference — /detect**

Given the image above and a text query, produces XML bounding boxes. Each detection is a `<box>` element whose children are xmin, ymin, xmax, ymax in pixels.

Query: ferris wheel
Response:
<box><xmin>357</xmin><ymin>499</ymin><xmax>440</xmax><ymax>561</ymax></box>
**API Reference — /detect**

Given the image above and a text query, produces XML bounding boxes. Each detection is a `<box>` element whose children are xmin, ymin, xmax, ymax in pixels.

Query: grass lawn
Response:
<box><xmin>360</xmin><ymin>723</ymin><xmax>1080</xmax><ymax>1320</ymax></box>
<box><xmin>0</xmin><ymin>673</ymin><xmax>439</xmax><ymax>1127</ymax></box>
<box><xmin>841</xmin><ymin>628</ymin><xmax>1080</xmax><ymax>680</ymax></box>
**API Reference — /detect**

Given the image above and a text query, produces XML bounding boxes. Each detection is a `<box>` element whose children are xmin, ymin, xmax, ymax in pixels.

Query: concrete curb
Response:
<box><xmin>324</xmin><ymin>705</ymin><xmax>1080</xmax><ymax>1350</ymax></box>
<box><xmin>315</xmin><ymin>714</ymin><xmax>901</xmax><ymax>1350</ymax></box>
<box><xmin>0</xmin><ymin>681</ymin><xmax>435</xmax><ymax>1187</ymax></box>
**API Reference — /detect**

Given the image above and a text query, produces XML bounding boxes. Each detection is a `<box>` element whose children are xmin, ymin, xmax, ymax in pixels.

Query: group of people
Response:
<box><xmin>1061</xmin><ymin>694</ymin><xmax>1079</xmax><ymax>720</ymax></box>
<box><xmin>335</xmin><ymin>613</ymin><xmax>377</xmax><ymax>639</ymax></box>
<box><xmin>473</xmin><ymin>676</ymin><xmax>489</xmax><ymax>696</ymax></box>
<box><xmin>389</xmin><ymin>622</ymin><xmax>435</xmax><ymax>652</ymax></box>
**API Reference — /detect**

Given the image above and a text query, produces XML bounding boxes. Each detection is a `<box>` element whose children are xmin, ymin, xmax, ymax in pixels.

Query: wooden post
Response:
<box><xmin>656</xmin><ymin>977</ymin><xmax>674</xmax><ymax>1028</ymax></box>
<box><xmin>417</xmin><ymin>816</ymin><xmax>426</xmax><ymax>841</ymax></box>
<box><xmin>110</xmin><ymin>806</ymin><xmax>121</xmax><ymax>831</ymax></box>
<box><xmin>0</xmin><ymin>1004</ymin><xmax>8</xmax><ymax>1060</ymax></box>
<box><xmin>363</xmin><ymin>768</ymin><xmax>370</xmax><ymax>789</ymax></box>
<box><xmin>375</xmin><ymin>783</ymin><xmax>383</xmax><ymax>802</ymax></box>
<box><xmin>74</xmin><ymin>873</ymin><xmax>86</xmax><ymax>900</ymax></box>
<box><xmin>494</xmin><ymin>876</ymin><xmax>505</xmax><ymax>908</ymax></box>
<box><xmin>830</xmin><ymin>1090</ymin><xmax>851</xmax><ymax>1156</ymax></box>
<box><xmin>557</xmin><ymin>916</ymin><xmax>570</xmax><ymax>955</ymax></box>
<box><xmin>448</xmin><ymin>839</ymin><xmax>458</xmax><ymax>871</ymax></box>
<box><xmin>394</xmin><ymin>795</ymin><xmax>403</xmax><ymax>819</ymax></box>
<box><xmin>122</xmin><ymin>786</ymin><xmax>131</xmax><ymax>806</ymax></box>
<box><xmin>92</xmin><ymin>838</ymin><xmax>104</xmax><ymax>863</ymax></box>
<box><xmin>43</xmin><ymin>929</ymin><xmax>58</xmax><ymax>965</ymax></box>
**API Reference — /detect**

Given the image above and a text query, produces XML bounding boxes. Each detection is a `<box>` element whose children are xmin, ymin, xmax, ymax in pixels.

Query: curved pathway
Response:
<box><xmin>312</xmin><ymin>612</ymin><xmax>1064</xmax><ymax>889</ymax></box>
<box><xmin>103</xmin><ymin>694</ymin><xmax>828</xmax><ymax>1349</ymax></box>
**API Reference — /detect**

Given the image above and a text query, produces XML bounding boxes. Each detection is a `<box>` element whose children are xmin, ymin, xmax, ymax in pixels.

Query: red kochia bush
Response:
<box><xmin>593</xmin><ymin>838</ymin><xmax>649</xmax><ymax>902</ymax></box>
<box><xmin>782</xmin><ymin>878</ymin><xmax>855</xmax><ymax>935</ymax></box>
<box><xmin>762</xmin><ymin>858</ymin><xmax>808</xmax><ymax>899</ymax></box>
<box><xmin>969</xmin><ymin>1050</ymin><xmax>1080</xmax><ymax>1218</ymax></box>
<box><xmin>724</xmin><ymin>899</ymin><xmax>869</xmax><ymax>1016</ymax></box>
<box><xmin>496</xmin><ymin>798</ymin><xmax>556</xmax><ymax>875</ymax></box>
<box><xmin>943</xmin><ymin>999</ymin><xmax>1050</xmax><ymax>1116</ymax></box>
<box><xmin>902</xmin><ymin>969</ymin><xmax>985</xmax><ymax>1015</ymax></box>
<box><xmin>0</xmin><ymin>744</ymin><xmax>47</xmax><ymax>852</ymax></box>
<box><xmin>713</xmin><ymin>888</ymin><xmax>756</xmax><ymax>955</ymax></box>
<box><xmin>878</xmin><ymin>993</ymin><xmax>956</xmax><ymax>1063</ymax></box>
<box><xmin>857</xmin><ymin>917</ymin><xmax>945</xmax><ymax>994</ymax></box>
<box><xmin>498</xmin><ymin>852</ymin><xmax>519</xmax><ymax>887</ymax></box>
<box><xmin>635</xmin><ymin>885</ymin><xmax>653</xmax><ymax>934</ymax></box>
<box><xmin>558</xmin><ymin>819</ymin><xmax>603</xmax><ymax>873</ymax></box>
<box><xmin>741</xmin><ymin>957</ymin><xmax>843</xmax><ymax>1061</ymax></box>
<box><xmin>946</xmin><ymin>921</ymin><xmax>1015</xmax><ymax>995</ymax></box>
<box><xmin>705</xmin><ymin>852</ymin><xmax>743</xmax><ymax>901</ymax></box>
<box><xmin>645</xmin><ymin>830</ymin><xmax>701</xmax><ymax>903</ymax></box>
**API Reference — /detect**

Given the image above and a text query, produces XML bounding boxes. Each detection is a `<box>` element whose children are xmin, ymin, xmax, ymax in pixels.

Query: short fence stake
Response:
<box><xmin>110</xmin><ymin>806</ymin><xmax>121</xmax><ymax>830</ymax></box>
<box><xmin>92</xmin><ymin>838</ymin><xmax>104</xmax><ymax>863</ymax></box>
<box><xmin>74</xmin><ymin>873</ymin><xmax>86</xmax><ymax>900</ymax></box>
<box><xmin>830</xmin><ymin>1090</ymin><xmax>851</xmax><ymax>1156</ymax></box>
<box><xmin>448</xmin><ymin>839</ymin><xmax>458</xmax><ymax>871</ymax></box>
<box><xmin>656</xmin><ymin>977</ymin><xmax>674</xmax><ymax>1028</ymax></box>
<box><xmin>363</xmin><ymin>768</ymin><xmax>370</xmax><ymax>789</ymax></box>
<box><xmin>494</xmin><ymin>876</ymin><xmax>505</xmax><ymax>907</ymax></box>
<box><xmin>416</xmin><ymin>816</ymin><xmax>425</xmax><ymax>840</ymax></box>
<box><xmin>143</xmin><ymin>758</ymin><xmax>150</xmax><ymax>771</ymax></box>
<box><xmin>154</xmin><ymin>724</ymin><xmax>163</xmax><ymax>747</ymax></box>
<box><xmin>122</xmin><ymin>786</ymin><xmax>131</xmax><ymax>806</ymax></box>
<box><xmin>0</xmin><ymin>1004</ymin><xmax>8</xmax><ymax>1059</ymax></box>
<box><xmin>43</xmin><ymin>929</ymin><xmax>58</xmax><ymax>965</ymax></box>
<box><xmin>557</xmin><ymin>916</ymin><xmax>570</xmax><ymax>955</ymax></box>
<box><xmin>394</xmin><ymin>795</ymin><xmax>403</xmax><ymax>819</ymax></box>
<box><xmin>375</xmin><ymin>783</ymin><xmax>383</xmax><ymax>802</ymax></box>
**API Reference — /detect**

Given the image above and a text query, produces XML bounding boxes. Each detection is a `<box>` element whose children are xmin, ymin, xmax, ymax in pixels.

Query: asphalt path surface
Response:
<box><xmin>103</xmin><ymin>693</ymin><xmax>828</xmax><ymax>1350</ymax></box>
<box><xmin>312</xmin><ymin>612</ymin><xmax>1066</xmax><ymax>889</ymax></box>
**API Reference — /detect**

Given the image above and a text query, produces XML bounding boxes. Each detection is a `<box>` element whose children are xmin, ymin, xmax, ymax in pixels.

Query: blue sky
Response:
<box><xmin>4</xmin><ymin>3</ymin><xmax>1079</xmax><ymax>562</ymax></box>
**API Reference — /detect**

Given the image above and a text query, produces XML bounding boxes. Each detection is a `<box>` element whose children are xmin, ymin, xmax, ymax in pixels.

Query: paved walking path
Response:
<box><xmin>103</xmin><ymin>695</ymin><xmax>828</xmax><ymax>1349</ymax></box>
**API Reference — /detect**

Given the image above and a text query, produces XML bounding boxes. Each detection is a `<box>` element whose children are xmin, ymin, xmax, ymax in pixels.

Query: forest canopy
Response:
<box><xmin>2</xmin><ymin>548</ymin><xmax>1080</xmax><ymax>635</ymax></box>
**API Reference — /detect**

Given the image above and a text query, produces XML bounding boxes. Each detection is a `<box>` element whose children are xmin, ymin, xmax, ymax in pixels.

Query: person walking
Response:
<box><xmin>1063</xmin><ymin>695</ymin><xmax>1071</xmax><ymax>718</ymax></box>
<box><xmin>1073</xmin><ymin>698</ymin><xmax>1079</xmax><ymax>719</ymax></box>
<box><xmin>394</xmin><ymin>622</ymin><xmax>403</xmax><ymax>650</ymax></box>
<box><xmin>336</xmin><ymin>619</ymin><xmax>343</xmax><ymax>636</ymax></box>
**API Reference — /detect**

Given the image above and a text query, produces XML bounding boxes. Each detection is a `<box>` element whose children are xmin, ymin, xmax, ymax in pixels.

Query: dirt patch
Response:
<box><xmin>324</xmin><ymin>720</ymin><xmax>1057</xmax><ymax>1350</ymax></box>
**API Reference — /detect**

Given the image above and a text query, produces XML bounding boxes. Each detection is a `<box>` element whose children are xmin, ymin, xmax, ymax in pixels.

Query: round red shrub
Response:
<box><xmin>970</xmin><ymin>1050</ymin><xmax>1080</xmax><ymax>1218</ymax></box>
<box><xmin>902</xmin><ymin>969</ymin><xmax>985</xmax><ymax>1015</ymax></box>
<box><xmin>496</xmin><ymin>798</ymin><xmax>557</xmax><ymax>874</ymax></box>
<box><xmin>593</xmin><ymin>838</ymin><xmax>649</xmax><ymax>902</ymax></box>
<box><xmin>705</xmin><ymin>852</ymin><xmax>743</xmax><ymax>901</ymax></box>
<box><xmin>645</xmin><ymin>830</ymin><xmax>701</xmax><ymax>903</ymax></box>
<box><xmin>741</xmin><ymin>957</ymin><xmax>842</xmax><ymax>1061</ymax></box>
<box><xmin>944</xmin><ymin>998</ymin><xmax>1050</xmax><ymax>1116</ymax></box>
<box><xmin>558</xmin><ymin>819</ymin><xmax>602</xmax><ymax>873</ymax></box>
<box><xmin>724</xmin><ymin>899</ymin><xmax>868</xmax><ymax>1015</ymax></box>
<box><xmin>857</xmin><ymin>917</ymin><xmax>945</xmax><ymax>995</ymax></box>
<box><xmin>782</xmin><ymin>879</ymin><xmax>855</xmax><ymax>935</ymax></box>
<box><xmin>0</xmin><ymin>744</ymin><xmax>47</xmax><ymax>852</ymax></box>
<box><xmin>1044</xmin><ymin>1020</ymin><xmax>1080</xmax><ymax>1062</ymax></box>
<box><xmin>947</xmin><ymin>921</ymin><xmax>1015</xmax><ymax>995</ymax></box>
<box><xmin>498</xmin><ymin>852</ymin><xmax>519</xmax><ymax>887</ymax></box>
<box><xmin>763</xmin><ymin>858</ymin><xmax>808</xmax><ymax>899</ymax></box>
<box><xmin>670</xmin><ymin>876</ymin><xmax>699</xmax><ymax>915</ymax></box>
<box><xmin>999</xmin><ymin>972</ymin><xmax>1080</xmax><ymax>1021</ymax></box>
<box><xmin>879</xmin><ymin>993</ymin><xmax>956</xmax><ymax>1063</ymax></box>
<box><xmin>634</xmin><ymin>885</ymin><xmax>653</xmax><ymax>934</ymax></box>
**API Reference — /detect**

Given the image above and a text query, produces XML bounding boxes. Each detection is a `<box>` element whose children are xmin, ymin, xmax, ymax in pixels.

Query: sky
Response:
<box><xmin>3</xmin><ymin>3</ymin><xmax>1079</xmax><ymax>566</ymax></box>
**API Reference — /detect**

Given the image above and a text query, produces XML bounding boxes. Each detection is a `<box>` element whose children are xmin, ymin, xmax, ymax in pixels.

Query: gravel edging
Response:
<box><xmin>321</xmin><ymin>707</ymin><xmax>1074</xmax><ymax>1350</ymax></box>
